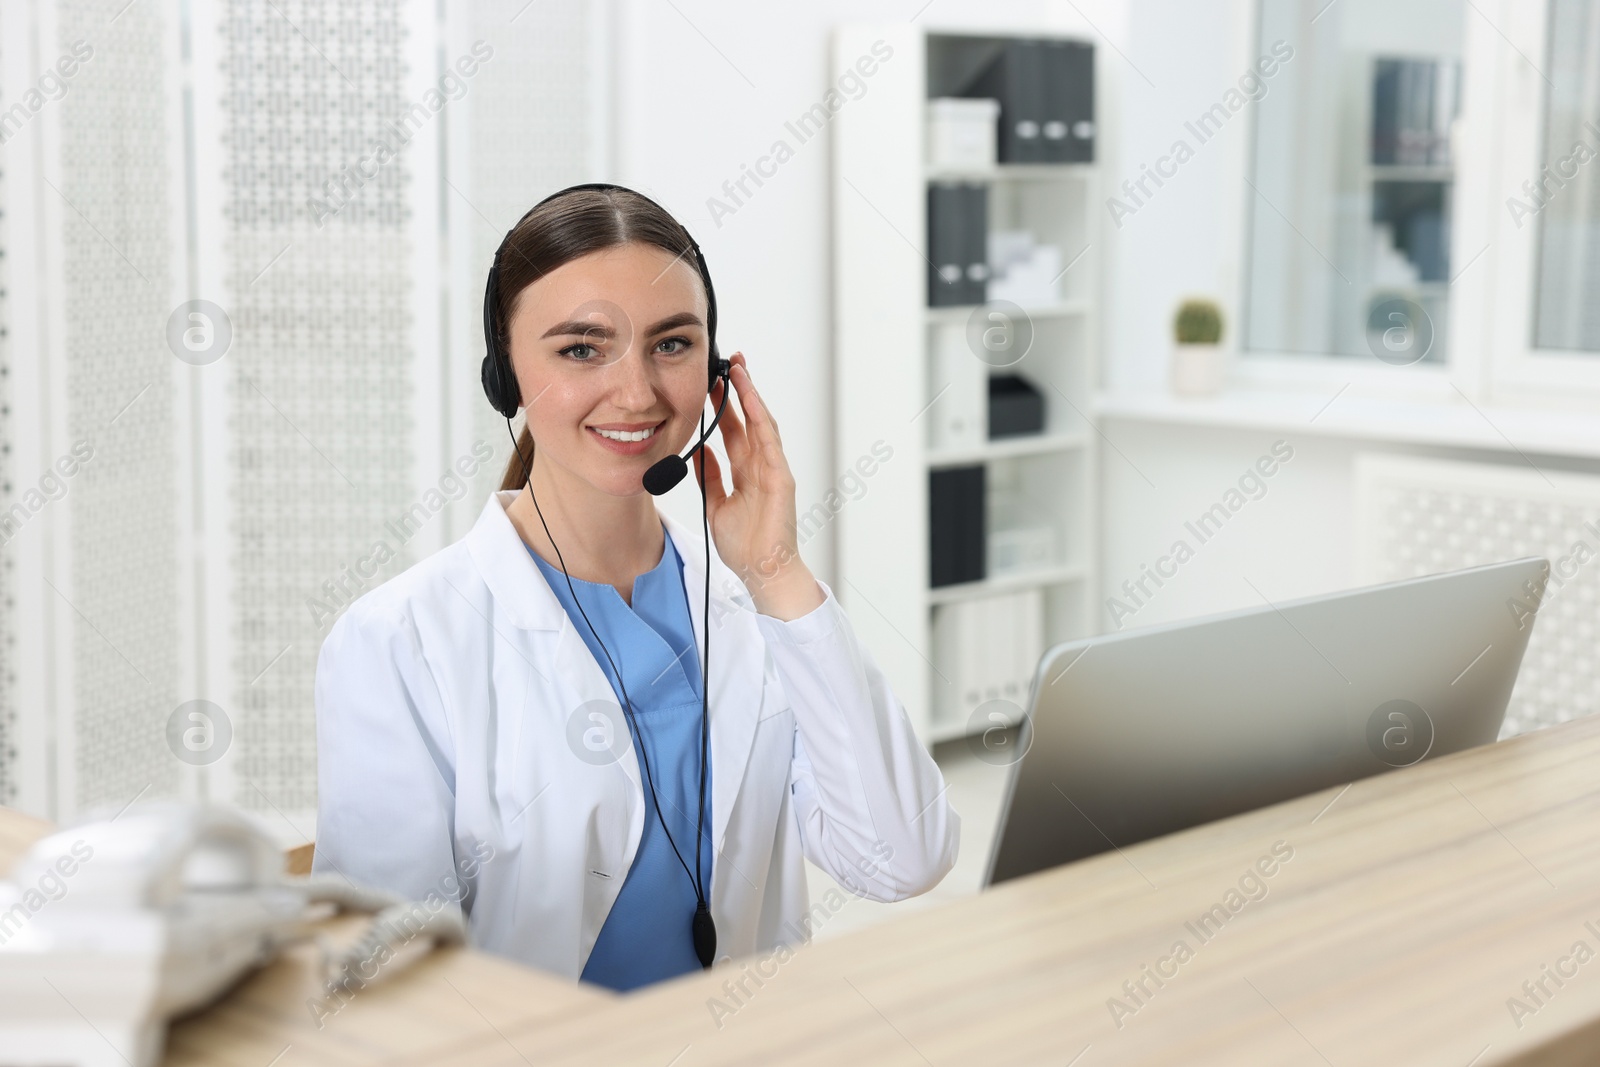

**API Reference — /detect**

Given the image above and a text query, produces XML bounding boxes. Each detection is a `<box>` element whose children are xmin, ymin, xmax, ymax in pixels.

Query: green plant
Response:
<box><xmin>1174</xmin><ymin>299</ymin><xmax>1224</xmax><ymax>345</ymax></box>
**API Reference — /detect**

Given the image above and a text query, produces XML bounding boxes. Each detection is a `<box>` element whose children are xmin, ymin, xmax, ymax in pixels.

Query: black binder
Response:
<box><xmin>959</xmin><ymin>183</ymin><xmax>988</xmax><ymax>305</ymax></box>
<box><xmin>928</xmin><ymin>183</ymin><xmax>964</xmax><ymax>307</ymax></box>
<box><xmin>928</xmin><ymin>183</ymin><xmax>988</xmax><ymax>307</ymax></box>
<box><xmin>966</xmin><ymin>39</ymin><xmax>1046</xmax><ymax>164</ymax></box>
<box><xmin>930</xmin><ymin>465</ymin><xmax>986</xmax><ymax>588</ymax></box>
<box><xmin>1041</xmin><ymin>40</ymin><xmax>1094</xmax><ymax>163</ymax></box>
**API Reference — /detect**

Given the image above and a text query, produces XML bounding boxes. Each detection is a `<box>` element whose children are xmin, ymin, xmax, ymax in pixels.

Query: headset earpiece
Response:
<box><xmin>480</xmin><ymin>259</ymin><xmax>521</xmax><ymax>419</ymax></box>
<box><xmin>687</xmin><ymin>243</ymin><xmax>725</xmax><ymax>394</ymax></box>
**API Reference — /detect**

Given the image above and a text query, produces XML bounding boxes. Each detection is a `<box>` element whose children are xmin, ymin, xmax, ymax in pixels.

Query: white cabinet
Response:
<box><xmin>831</xmin><ymin>24</ymin><xmax>1104</xmax><ymax>746</ymax></box>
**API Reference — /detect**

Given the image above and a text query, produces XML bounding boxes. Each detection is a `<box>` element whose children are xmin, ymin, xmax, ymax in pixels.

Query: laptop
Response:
<box><xmin>983</xmin><ymin>557</ymin><xmax>1550</xmax><ymax>887</ymax></box>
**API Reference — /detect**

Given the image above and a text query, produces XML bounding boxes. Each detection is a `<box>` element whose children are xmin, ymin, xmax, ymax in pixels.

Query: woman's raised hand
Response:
<box><xmin>695</xmin><ymin>352</ymin><xmax>825</xmax><ymax>621</ymax></box>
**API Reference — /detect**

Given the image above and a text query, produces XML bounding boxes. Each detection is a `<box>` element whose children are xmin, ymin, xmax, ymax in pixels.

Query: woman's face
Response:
<box><xmin>506</xmin><ymin>241</ymin><xmax>711</xmax><ymax>497</ymax></box>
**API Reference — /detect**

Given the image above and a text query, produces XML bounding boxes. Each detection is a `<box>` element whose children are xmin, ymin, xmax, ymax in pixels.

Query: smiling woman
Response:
<box><xmin>310</xmin><ymin>183</ymin><xmax>959</xmax><ymax>995</ymax></box>
<box><xmin>484</xmin><ymin>196</ymin><xmax>737</xmax><ymax>598</ymax></box>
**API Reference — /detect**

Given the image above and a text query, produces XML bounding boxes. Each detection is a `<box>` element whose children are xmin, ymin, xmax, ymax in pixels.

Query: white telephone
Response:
<box><xmin>0</xmin><ymin>801</ymin><xmax>466</xmax><ymax>1067</ymax></box>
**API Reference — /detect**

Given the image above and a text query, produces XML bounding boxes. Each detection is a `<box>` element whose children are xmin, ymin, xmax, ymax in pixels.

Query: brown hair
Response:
<box><xmin>490</xmin><ymin>186</ymin><xmax>710</xmax><ymax>491</ymax></box>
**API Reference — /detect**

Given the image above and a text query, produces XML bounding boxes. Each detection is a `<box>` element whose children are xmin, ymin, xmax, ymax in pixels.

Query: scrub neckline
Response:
<box><xmin>527</xmin><ymin>521</ymin><xmax>674</xmax><ymax>608</ymax></box>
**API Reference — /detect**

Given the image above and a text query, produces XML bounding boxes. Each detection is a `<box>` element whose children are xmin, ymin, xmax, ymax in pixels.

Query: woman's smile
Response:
<box><xmin>586</xmin><ymin>418</ymin><xmax>666</xmax><ymax>454</ymax></box>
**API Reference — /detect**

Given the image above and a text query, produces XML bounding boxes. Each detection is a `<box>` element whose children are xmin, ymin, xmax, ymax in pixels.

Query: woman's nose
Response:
<box><xmin>610</xmin><ymin>343</ymin><xmax>659</xmax><ymax>409</ymax></box>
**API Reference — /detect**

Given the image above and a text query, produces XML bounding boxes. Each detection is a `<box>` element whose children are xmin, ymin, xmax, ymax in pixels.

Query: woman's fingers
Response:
<box><xmin>696</xmin><ymin>441</ymin><xmax>728</xmax><ymax>508</ymax></box>
<box><xmin>730</xmin><ymin>358</ymin><xmax>781</xmax><ymax>455</ymax></box>
<box><xmin>726</xmin><ymin>355</ymin><xmax>769</xmax><ymax>459</ymax></box>
<box><xmin>710</xmin><ymin>351</ymin><xmax>791</xmax><ymax>503</ymax></box>
<box><xmin>714</xmin><ymin>357</ymin><xmax>751</xmax><ymax>473</ymax></box>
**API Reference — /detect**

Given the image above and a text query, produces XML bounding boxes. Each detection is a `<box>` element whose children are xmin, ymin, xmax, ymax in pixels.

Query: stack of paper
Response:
<box><xmin>987</xmin><ymin>229</ymin><xmax>1062</xmax><ymax>307</ymax></box>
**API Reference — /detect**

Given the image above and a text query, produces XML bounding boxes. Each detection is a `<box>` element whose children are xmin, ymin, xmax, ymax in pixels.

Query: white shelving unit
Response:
<box><xmin>831</xmin><ymin>24</ymin><xmax>1103</xmax><ymax>747</ymax></box>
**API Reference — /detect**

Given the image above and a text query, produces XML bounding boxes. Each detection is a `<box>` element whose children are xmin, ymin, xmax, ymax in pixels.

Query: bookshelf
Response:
<box><xmin>831</xmin><ymin>24</ymin><xmax>1103</xmax><ymax>747</ymax></box>
<box><xmin>1333</xmin><ymin>51</ymin><xmax>1459</xmax><ymax>361</ymax></box>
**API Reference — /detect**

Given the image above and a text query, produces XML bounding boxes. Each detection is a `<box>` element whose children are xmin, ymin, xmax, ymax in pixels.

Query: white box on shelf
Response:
<box><xmin>927</xmin><ymin>321</ymin><xmax>986</xmax><ymax>451</ymax></box>
<box><xmin>926</xmin><ymin>97</ymin><xmax>999</xmax><ymax>169</ymax></box>
<box><xmin>988</xmin><ymin>525</ymin><xmax>1056</xmax><ymax>575</ymax></box>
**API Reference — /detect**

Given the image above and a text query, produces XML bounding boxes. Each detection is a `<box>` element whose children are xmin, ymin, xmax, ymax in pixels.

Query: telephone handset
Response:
<box><xmin>0</xmin><ymin>801</ymin><xmax>466</xmax><ymax>1067</ymax></box>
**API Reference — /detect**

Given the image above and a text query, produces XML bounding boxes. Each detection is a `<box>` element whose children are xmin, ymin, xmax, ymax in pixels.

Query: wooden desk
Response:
<box><xmin>411</xmin><ymin>713</ymin><xmax>1600</xmax><ymax>1067</ymax></box>
<box><xmin>7</xmin><ymin>713</ymin><xmax>1600</xmax><ymax>1065</ymax></box>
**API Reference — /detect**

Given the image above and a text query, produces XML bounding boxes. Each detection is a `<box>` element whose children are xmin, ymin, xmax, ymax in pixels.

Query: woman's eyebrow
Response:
<box><xmin>540</xmin><ymin>311</ymin><xmax>703</xmax><ymax>340</ymax></box>
<box><xmin>643</xmin><ymin>311</ymin><xmax>702</xmax><ymax>335</ymax></box>
<box><xmin>541</xmin><ymin>319</ymin><xmax>614</xmax><ymax>340</ymax></box>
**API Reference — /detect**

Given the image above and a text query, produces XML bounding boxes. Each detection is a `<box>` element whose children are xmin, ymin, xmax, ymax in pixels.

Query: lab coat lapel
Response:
<box><xmin>472</xmin><ymin>488</ymin><xmax>764</xmax><ymax>862</ymax></box>
<box><xmin>550</xmin><ymin>613</ymin><xmax>646</xmax><ymax>805</ymax></box>
<box><xmin>469</xmin><ymin>491</ymin><xmax>649</xmax><ymax>816</ymax></box>
<box><xmin>661</xmin><ymin>510</ymin><xmax>763</xmax><ymax>858</ymax></box>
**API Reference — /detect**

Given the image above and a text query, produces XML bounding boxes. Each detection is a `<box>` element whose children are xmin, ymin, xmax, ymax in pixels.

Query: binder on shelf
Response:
<box><xmin>965</xmin><ymin>39</ymin><xmax>1047</xmax><ymax>164</ymax></box>
<box><xmin>991</xmin><ymin>589</ymin><xmax>1043</xmax><ymax>706</ymax></box>
<box><xmin>928</xmin><ymin>182</ymin><xmax>966</xmax><ymax>307</ymax></box>
<box><xmin>931</xmin><ymin>599</ymin><xmax>976</xmax><ymax>727</ymax></box>
<box><xmin>929</xmin><ymin>464</ymin><xmax>986</xmax><ymax>588</ymax></box>
<box><xmin>928</xmin><ymin>182</ymin><xmax>987</xmax><ymax>306</ymax></box>
<box><xmin>1041</xmin><ymin>39</ymin><xmax>1094</xmax><ymax>163</ymax></box>
<box><xmin>1371</xmin><ymin>57</ymin><xmax>1458</xmax><ymax>167</ymax></box>
<box><xmin>979</xmin><ymin>595</ymin><xmax>1005</xmax><ymax>706</ymax></box>
<box><xmin>1014</xmin><ymin>588</ymin><xmax>1043</xmax><ymax>705</ymax></box>
<box><xmin>930</xmin><ymin>589</ymin><xmax>1046</xmax><ymax>730</ymax></box>
<box><xmin>959</xmin><ymin>183</ymin><xmax>990</xmax><ymax>303</ymax></box>
<box><xmin>928</xmin><ymin>322</ymin><xmax>986</xmax><ymax>451</ymax></box>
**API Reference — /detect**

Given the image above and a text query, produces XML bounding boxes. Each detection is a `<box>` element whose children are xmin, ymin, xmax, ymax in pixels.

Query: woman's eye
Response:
<box><xmin>560</xmin><ymin>343</ymin><xmax>598</xmax><ymax>361</ymax></box>
<box><xmin>657</xmin><ymin>336</ymin><xmax>693</xmax><ymax>355</ymax></box>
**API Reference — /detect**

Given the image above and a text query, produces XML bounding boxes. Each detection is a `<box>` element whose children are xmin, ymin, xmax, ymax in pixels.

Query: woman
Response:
<box><xmin>312</xmin><ymin>184</ymin><xmax>958</xmax><ymax>991</ymax></box>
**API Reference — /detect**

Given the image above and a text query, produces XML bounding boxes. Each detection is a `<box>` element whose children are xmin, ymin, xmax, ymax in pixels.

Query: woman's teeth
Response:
<box><xmin>592</xmin><ymin>424</ymin><xmax>657</xmax><ymax>442</ymax></box>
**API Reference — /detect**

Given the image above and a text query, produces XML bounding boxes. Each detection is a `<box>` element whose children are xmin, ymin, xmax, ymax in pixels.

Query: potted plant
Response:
<box><xmin>1170</xmin><ymin>298</ymin><xmax>1226</xmax><ymax>396</ymax></box>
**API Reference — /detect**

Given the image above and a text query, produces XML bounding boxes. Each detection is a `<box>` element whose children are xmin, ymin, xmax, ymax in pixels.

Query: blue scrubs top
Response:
<box><xmin>527</xmin><ymin>529</ymin><xmax>714</xmax><ymax>992</ymax></box>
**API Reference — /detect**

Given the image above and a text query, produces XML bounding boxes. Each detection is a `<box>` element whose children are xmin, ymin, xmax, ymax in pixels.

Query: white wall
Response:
<box><xmin>1102</xmin><ymin>0</ymin><xmax>1240</xmax><ymax>393</ymax></box>
<box><xmin>1097</xmin><ymin>0</ymin><xmax>1332</xmax><ymax>625</ymax></box>
<box><xmin>606</xmin><ymin>0</ymin><xmax>1129</xmax><ymax>585</ymax></box>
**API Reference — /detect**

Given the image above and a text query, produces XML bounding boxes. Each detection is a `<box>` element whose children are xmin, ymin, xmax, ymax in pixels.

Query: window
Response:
<box><xmin>1530</xmin><ymin>0</ymin><xmax>1600</xmax><ymax>353</ymax></box>
<box><xmin>1483</xmin><ymin>0</ymin><xmax>1600</xmax><ymax>393</ymax></box>
<box><xmin>1242</xmin><ymin>0</ymin><xmax>1467</xmax><ymax>367</ymax></box>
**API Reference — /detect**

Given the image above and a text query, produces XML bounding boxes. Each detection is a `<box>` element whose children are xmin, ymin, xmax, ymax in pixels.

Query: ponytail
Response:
<box><xmin>499</xmin><ymin>422</ymin><xmax>535</xmax><ymax>491</ymax></box>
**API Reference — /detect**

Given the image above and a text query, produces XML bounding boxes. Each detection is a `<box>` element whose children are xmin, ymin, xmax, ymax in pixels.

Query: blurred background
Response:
<box><xmin>4</xmin><ymin>0</ymin><xmax>1599</xmax><ymax>928</ymax></box>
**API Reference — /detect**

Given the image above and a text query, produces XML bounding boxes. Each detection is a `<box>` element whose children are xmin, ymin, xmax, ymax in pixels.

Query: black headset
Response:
<box><xmin>481</xmin><ymin>182</ymin><xmax>730</xmax><ymax>970</ymax></box>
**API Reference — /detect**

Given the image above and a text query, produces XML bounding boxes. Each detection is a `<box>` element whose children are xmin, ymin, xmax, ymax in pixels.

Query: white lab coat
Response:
<box><xmin>312</xmin><ymin>489</ymin><xmax>959</xmax><ymax>979</ymax></box>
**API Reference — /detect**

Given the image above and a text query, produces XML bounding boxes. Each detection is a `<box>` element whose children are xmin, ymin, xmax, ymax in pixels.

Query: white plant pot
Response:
<box><xmin>1170</xmin><ymin>342</ymin><xmax>1226</xmax><ymax>396</ymax></box>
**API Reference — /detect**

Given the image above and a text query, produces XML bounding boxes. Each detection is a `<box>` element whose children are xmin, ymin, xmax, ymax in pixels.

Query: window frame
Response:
<box><xmin>1220</xmin><ymin>0</ymin><xmax>1513</xmax><ymax>404</ymax></box>
<box><xmin>1481</xmin><ymin>0</ymin><xmax>1600</xmax><ymax>397</ymax></box>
